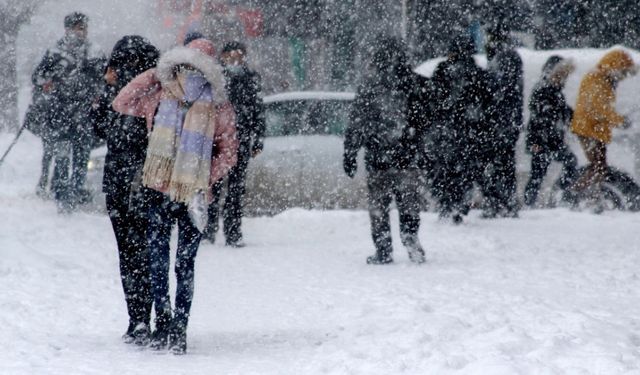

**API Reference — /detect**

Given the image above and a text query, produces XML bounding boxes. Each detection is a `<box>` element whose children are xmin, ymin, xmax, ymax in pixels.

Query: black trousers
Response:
<box><xmin>431</xmin><ymin>158</ymin><xmax>475</xmax><ymax>217</ymax></box>
<box><xmin>367</xmin><ymin>169</ymin><xmax>421</xmax><ymax>257</ymax></box>
<box><xmin>524</xmin><ymin>145</ymin><xmax>577</xmax><ymax>206</ymax></box>
<box><xmin>206</xmin><ymin>143</ymin><xmax>251</xmax><ymax>243</ymax></box>
<box><xmin>106</xmin><ymin>187</ymin><xmax>152</xmax><ymax>327</ymax></box>
<box><xmin>38</xmin><ymin>137</ymin><xmax>56</xmax><ymax>190</ymax></box>
<box><xmin>482</xmin><ymin>144</ymin><xmax>519</xmax><ymax>216</ymax></box>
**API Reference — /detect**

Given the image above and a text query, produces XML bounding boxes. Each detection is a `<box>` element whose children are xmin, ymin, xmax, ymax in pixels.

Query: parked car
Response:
<box><xmin>244</xmin><ymin>91</ymin><xmax>368</xmax><ymax>215</ymax></box>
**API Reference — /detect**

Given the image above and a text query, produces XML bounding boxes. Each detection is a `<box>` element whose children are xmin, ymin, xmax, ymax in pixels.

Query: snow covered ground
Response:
<box><xmin>3</xmin><ymin>132</ymin><xmax>640</xmax><ymax>374</ymax></box>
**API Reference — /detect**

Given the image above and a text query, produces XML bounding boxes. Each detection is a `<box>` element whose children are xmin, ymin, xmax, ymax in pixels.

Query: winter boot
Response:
<box><xmin>169</xmin><ymin>324</ymin><xmax>187</xmax><ymax>355</ymax></box>
<box><xmin>131</xmin><ymin>323</ymin><xmax>151</xmax><ymax>346</ymax></box>
<box><xmin>149</xmin><ymin>314</ymin><xmax>172</xmax><ymax>350</ymax></box>
<box><xmin>122</xmin><ymin>322</ymin><xmax>137</xmax><ymax>344</ymax></box>
<box><xmin>401</xmin><ymin>233</ymin><xmax>426</xmax><ymax>264</ymax></box>
<box><xmin>366</xmin><ymin>251</ymin><xmax>393</xmax><ymax>265</ymax></box>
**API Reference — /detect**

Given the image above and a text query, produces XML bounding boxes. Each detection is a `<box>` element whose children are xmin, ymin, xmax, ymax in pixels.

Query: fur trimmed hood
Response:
<box><xmin>156</xmin><ymin>45</ymin><xmax>227</xmax><ymax>104</ymax></box>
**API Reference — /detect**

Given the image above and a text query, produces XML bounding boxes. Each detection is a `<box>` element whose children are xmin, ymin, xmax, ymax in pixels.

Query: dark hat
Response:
<box><xmin>221</xmin><ymin>41</ymin><xmax>247</xmax><ymax>55</ymax></box>
<box><xmin>183</xmin><ymin>31</ymin><xmax>205</xmax><ymax>46</ymax></box>
<box><xmin>64</xmin><ymin>12</ymin><xmax>88</xmax><ymax>28</ymax></box>
<box><xmin>108</xmin><ymin>35</ymin><xmax>159</xmax><ymax>75</ymax></box>
<box><xmin>541</xmin><ymin>55</ymin><xmax>563</xmax><ymax>75</ymax></box>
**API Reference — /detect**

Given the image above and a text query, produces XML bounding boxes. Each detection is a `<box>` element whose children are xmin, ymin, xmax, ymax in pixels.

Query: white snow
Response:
<box><xmin>3</xmin><ymin>132</ymin><xmax>640</xmax><ymax>374</ymax></box>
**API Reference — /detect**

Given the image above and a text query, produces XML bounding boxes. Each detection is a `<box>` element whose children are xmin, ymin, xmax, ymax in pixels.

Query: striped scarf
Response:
<box><xmin>142</xmin><ymin>70</ymin><xmax>216</xmax><ymax>203</ymax></box>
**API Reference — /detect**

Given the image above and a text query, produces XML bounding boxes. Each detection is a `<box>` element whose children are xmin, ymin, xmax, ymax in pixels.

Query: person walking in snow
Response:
<box><xmin>570</xmin><ymin>49</ymin><xmax>636</xmax><ymax>212</ymax></box>
<box><xmin>31</xmin><ymin>12</ymin><xmax>98</xmax><ymax>212</ymax></box>
<box><xmin>482</xmin><ymin>23</ymin><xmax>524</xmax><ymax>218</ymax></box>
<box><xmin>523</xmin><ymin>56</ymin><xmax>578</xmax><ymax>207</ymax></box>
<box><xmin>429</xmin><ymin>34</ymin><xmax>493</xmax><ymax>224</ymax></box>
<box><xmin>204</xmin><ymin>41</ymin><xmax>266</xmax><ymax>247</ymax></box>
<box><xmin>113</xmin><ymin>38</ymin><xmax>238</xmax><ymax>354</ymax></box>
<box><xmin>343</xmin><ymin>37</ymin><xmax>426</xmax><ymax>265</ymax></box>
<box><xmin>91</xmin><ymin>35</ymin><xmax>160</xmax><ymax>346</ymax></box>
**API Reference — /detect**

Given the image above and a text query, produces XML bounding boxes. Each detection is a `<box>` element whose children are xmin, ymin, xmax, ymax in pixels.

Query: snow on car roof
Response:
<box><xmin>263</xmin><ymin>91</ymin><xmax>356</xmax><ymax>104</ymax></box>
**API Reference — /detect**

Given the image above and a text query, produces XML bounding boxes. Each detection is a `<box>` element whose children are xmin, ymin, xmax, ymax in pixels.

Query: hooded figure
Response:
<box><xmin>112</xmin><ymin>38</ymin><xmax>238</xmax><ymax>354</ymax></box>
<box><xmin>429</xmin><ymin>34</ymin><xmax>492</xmax><ymax>224</ymax></box>
<box><xmin>482</xmin><ymin>23</ymin><xmax>524</xmax><ymax>218</ymax></box>
<box><xmin>343</xmin><ymin>37</ymin><xmax>426</xmax><ymax>265</ymax></box>
<box><xmin>524</xmin><ymin>55</ymin><xmax>578</xmax><ymax>207</ymax></box>
<box><xmin>570</xmin><ymin>50</ymin><xmax>636</xmax><ymax>211</ymax></box>
<box><xmin>91</xmin><ymin>35</ymin><xmax>160</xmax><ymax>346</ymax></box>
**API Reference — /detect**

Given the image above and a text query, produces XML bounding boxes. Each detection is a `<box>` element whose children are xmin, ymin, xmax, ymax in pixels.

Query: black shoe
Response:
<box><xmin>169</xmin><ymin>325</ymin><xmax>187</xmax><ymax>355</ymax></box>
<box><xmin>122</xmin><ymin>322</ymin><xmax>136</xmax><ymax>344</ymax></box>
<box><xmin>149</xmin><ymin>328</ymin><xmax>169</xmax><ymax>350</ymax></box>
<box><xmin>452</xmin><ymin>213</ymin><xmax>463</xmax><ymax>225</ymax></box>
<box><xmin>131</xmin><ymin>323</ymin><xmax>151</xmax><ymax>346</ymax></box>
<box><xmin>366</xmin><ymin>253</ymin><xmax>393</xmax><ymax>265</ymax></box>
<box><xmin>73</xmin><ymin>188</ymin><xmax>92</xmax><ymax>205</ymax></box>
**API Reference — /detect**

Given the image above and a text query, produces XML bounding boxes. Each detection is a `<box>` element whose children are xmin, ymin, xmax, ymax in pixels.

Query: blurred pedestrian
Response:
<box><xmin>343</xmin><ymin>37</ymin><xmax>426</xmax><ymax>265</ymax></box>
<box><xmin>482</xmin><ymin>23</ymin><xmax>524</xmax><ymax>218</ymax></box>
<box><xmin>31</xmin><ymin>12</ymin><xmax>97</xmax><ymax>212</ymax></box>
<box><xmin>430</xmin><ymin>34</ymin><xmax>492</xmax><ymax>224</ymax></box>
<box><xmin>204</xmin><ymin>41</ymin><xmax>265</xmax><ymax>247</ymax></box>
<box><xmin>570</xmin><ymin>49</ymin><xmax>636</xmax><ymax>212</ymax></box>
<box><xmin>524</xmin><ymin>56</ymin><xmax>578</xmax><ymax>207</ymax></box>
<box><xmin>92</xmin><ymin>35</ymin><xmax>160</xmax><ymax>346</ymax></box>
<box><xmin>113</xmin><ymin>38</ymin><xmax>238</xmax><ymax>354</ymax></box>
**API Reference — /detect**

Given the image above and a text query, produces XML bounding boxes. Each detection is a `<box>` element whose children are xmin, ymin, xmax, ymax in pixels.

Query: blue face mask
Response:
<box><xmin>225</xmin><ymin>64</ymin><xmax>244</xmax><ymax>75</ymax></box>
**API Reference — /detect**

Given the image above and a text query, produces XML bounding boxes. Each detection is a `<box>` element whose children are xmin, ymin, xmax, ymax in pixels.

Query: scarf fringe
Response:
<box><xmin>142</xmin><ymin>155</ymin><xmax>175</xmax><ymax>190</ymax></box>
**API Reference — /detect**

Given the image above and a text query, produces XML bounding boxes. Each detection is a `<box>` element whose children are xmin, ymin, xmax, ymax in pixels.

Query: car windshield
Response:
<box><xmin>265</xmin><ymin>99</ymin><xmax>351</xmax><ymax>137</ymax></box>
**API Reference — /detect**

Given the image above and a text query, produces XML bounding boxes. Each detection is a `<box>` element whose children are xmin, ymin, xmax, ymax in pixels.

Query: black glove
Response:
<box><xmin>343</xmin><ymin>154</ymin><xmax>357</xmax><ymax>178</ymax></box>
<box><xmin>251</xmin><ymin>139</ymin><xmax>264</xmax><ymax>157</ymax></box>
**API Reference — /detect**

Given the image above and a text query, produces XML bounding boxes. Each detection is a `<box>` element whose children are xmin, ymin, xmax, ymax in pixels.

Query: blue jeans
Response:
<box><xmin>147</xmin><ymin>190</ymin><xmax>202</xmax><ymax>331</ymax></box>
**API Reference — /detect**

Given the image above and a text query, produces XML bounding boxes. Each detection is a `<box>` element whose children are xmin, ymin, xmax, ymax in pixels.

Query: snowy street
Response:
<box><xmin>3</xmin><ymin>134</ymin><xmax>640</xmax><ymax>374</ymax></box>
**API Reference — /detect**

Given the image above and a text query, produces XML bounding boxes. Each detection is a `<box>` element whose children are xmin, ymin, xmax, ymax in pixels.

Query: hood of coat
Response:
<box><xmin>156</xmin><ymin>42</ymin><xmax>227</xmax><ymax>104</ymax></box>
<box><xmin>597</xmin><ymin>49</ymin><xmax>635</xmax><ymax>76</ymax></box>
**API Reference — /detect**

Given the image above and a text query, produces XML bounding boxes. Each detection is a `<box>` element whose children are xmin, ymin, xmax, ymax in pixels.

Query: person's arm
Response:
<box><xmin>250</xmin><ymin>72</ymin><xmax>266</xmax><ymax>157</ymax></box>
<box><xmin>343</xmin><ymin>85</ymin><xmax>370</xmax><ymax>177</ymax></box>
<box><xmin>209</xmin><ymin>102</ymin><xmax>239</xmax><ymax>184</ymax></box>
<box><xmin>588</xmin><ymin>79</ymin><xmax>625</xmax><ymax>128</ymax></box>
<box><xmin>112</xmin><ymin>68</ymin><xmax>162</xmax><ymax>130</ymax></box>
<box><xmin>90</xmin><ymin>86</ymin><xmax>116</xmax><ymax>141</ymax></box>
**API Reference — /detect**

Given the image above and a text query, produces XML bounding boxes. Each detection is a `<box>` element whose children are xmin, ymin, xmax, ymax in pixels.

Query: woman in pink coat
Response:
<box><xmin>113</xmin><ymin>38</ymin><xmax>238</xmax><ymax>355</ymax></box>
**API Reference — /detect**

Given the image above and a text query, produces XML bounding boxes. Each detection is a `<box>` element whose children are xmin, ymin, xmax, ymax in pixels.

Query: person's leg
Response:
<box><xmin>366</xmin><ymin>170</ymin><xmax>394</xmax><ymax>264</ymax></box>
<box><xmin>106</xmin><ymin>191</ymin><xmax>141</xmax><ymax>342</ymax></box>
<box><xmin>555</xmin><ymin>145</ymin><xmax>579</xmax><ymax>205</ymax></box>
<box><xmin>524</xmin><ymin>152</ymin><xmax>551</xmax><ymax>207</ymax></box>
<box><xmin>171</xmin><ymin>203</ymin><xmax>203</xmax><ymax>354</ymax></box>
<box><xmin>223</xmin><ymin>148</ymin><xmax>250</xmax><ymax>246</ymax></box>
<box><xmin>573</xmin><ymin>136</ymin><xmax>600</xmax><ymax>195</ymax></box>
<box><xmin>37</xmin><ymin>138</ymin><xmax>54</xmax><ymax>196</ymax></box>
<box><xmin>394</xmin><ymin>170</ymin><xmax>425</xmax><ymax>263</ymax></box>
<box><xmin>51</xmin><ymin>140</ymin><xmax>72</xmax><ymax>212</ymax></box>
<box><xmin>204</xmin><ymin>180</ymin><xmax>224</xmax><ymax>242</ymax></box>
<box><xmin>146</xmin><ymin>191</ymin><xmax>174</xmax><ymax>348</ymax></box>
<box><xmin>71</xmin><ymin>139</ymin><xmax>92</xmax><ymax>203</ymax></box>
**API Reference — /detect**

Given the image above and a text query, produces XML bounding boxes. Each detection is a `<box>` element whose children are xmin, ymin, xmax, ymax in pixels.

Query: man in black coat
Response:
<box><xmin>91</xmin><ymin>35</ymin><xmax>160</xmax><ymax>345</ymax></box>
<box><xmin>205</xmin><ymin>41</ymin><xmax>265</xmax><ymax>247</ymax></box>
<box><xmin>343</xmin><ymin>37</ymin><xmax>426</xmax><ymax>265</ymax></box>
<box><xmin>483</xmin><ymin>23</ymin><xmax>524</xmax><ymax>218</ymax></box>
<box><xmin>32</xmin><ymin>12</ymin><xmax>99</xmax><ymax>211</ymax></box>
<box><xmin>430</xmin><ymin>34</ymin><xmax>493</xmax><ymax>224</ymax></box>
<box><xmin>524</xmin><ymin>56</ymin><xmax>578</xmax><ymax>206</ymax></box>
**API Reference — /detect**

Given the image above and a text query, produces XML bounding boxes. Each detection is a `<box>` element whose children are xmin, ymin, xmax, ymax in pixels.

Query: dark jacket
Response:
<box><xmin>526</xmin><ymin>81</ymin><xmax>573</xmax><ymax>152</ymax></box>
<box><xmin>32</xmin><ymin>35</ymin><xmax>97</xmax><ymax>142</ymax></box>
<box><xmin>430</xmin><ymin>56</ymin><xmax>493</xmax><ymax>162</ymax></box>
<box><xmin>91</xmin><ymin>35</ymin><xmax>159</xmax><ymax>195</ymax></box>
<box><xmin>224</xmin><ymin>65</ymin><xmax>265</xmax><ymax>154</ymax></box>
<box><xmin>487</xmin><ymin>47</ymin><xmax>524</xmax><ymax>145</ymax></box>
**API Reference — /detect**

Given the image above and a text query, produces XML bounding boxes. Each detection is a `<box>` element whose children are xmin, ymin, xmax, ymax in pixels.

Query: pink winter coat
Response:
<box><xmin>112</xmin><ymin>66</ymin><xmax>238</xmax><ymax>190</ymax></box>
